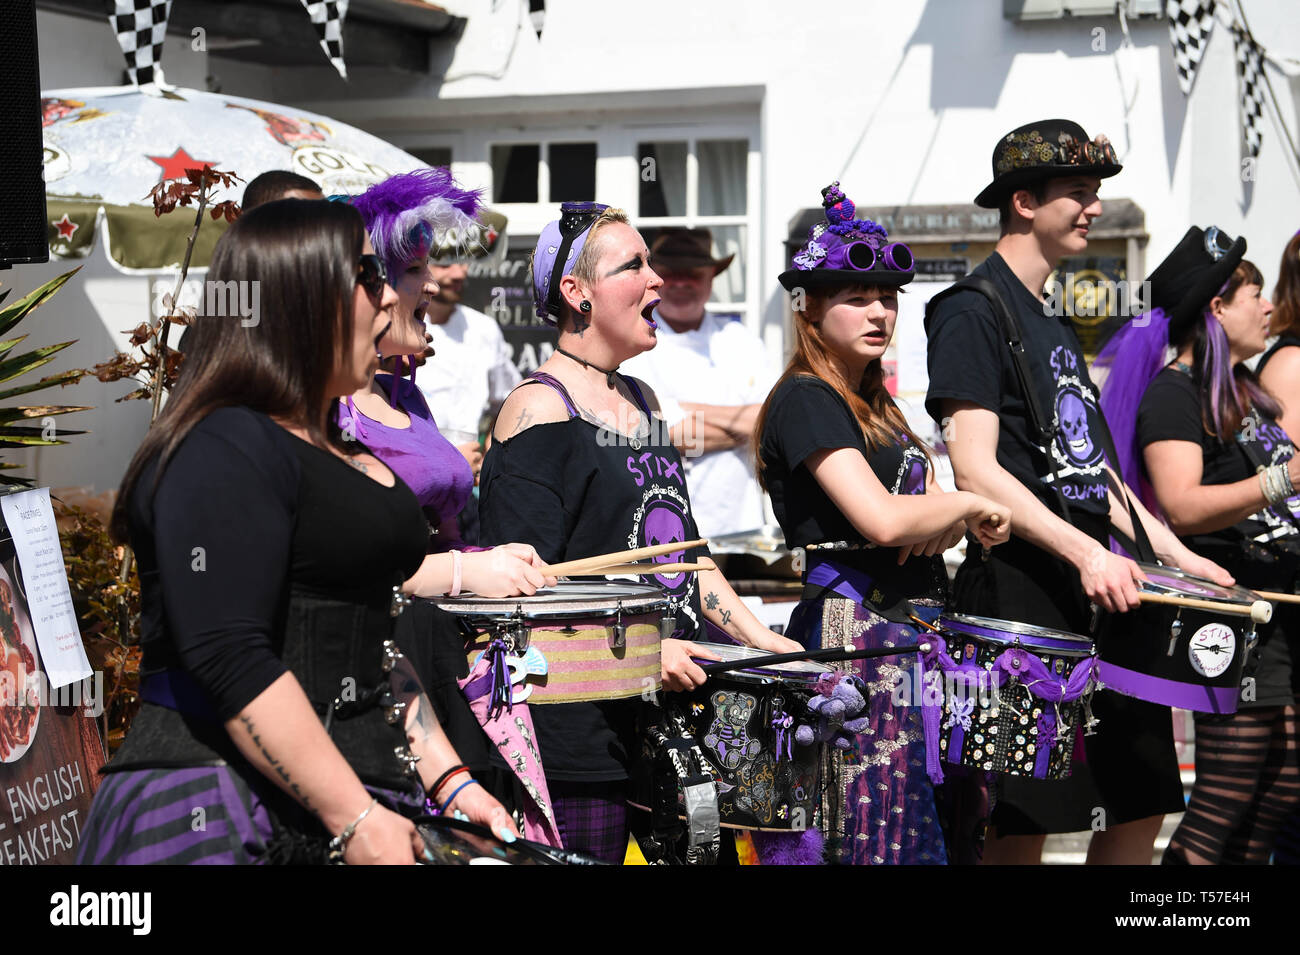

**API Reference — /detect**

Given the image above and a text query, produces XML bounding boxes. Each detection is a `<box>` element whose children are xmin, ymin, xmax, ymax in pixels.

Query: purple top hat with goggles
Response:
<box><xmin>779</xmin><ymin>182</ymin><xmax>914</xmax><ymax>292</ymax></box>
<box><xmin>532</xmin><ymin>201</ymin><xmax>610</xmax><ymax>325</ymax></box>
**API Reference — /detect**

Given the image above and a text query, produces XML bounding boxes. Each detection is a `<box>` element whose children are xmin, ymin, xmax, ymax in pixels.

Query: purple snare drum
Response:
<box><xmin>926</xmin><ymin>614</ymin><xmax>1098</xmax><ymax>780</ymax></box>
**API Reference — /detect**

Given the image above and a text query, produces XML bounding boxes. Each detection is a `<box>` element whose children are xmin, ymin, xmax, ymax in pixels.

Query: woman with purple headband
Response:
<box><xmin>1098</xmin><ymin>226</ymin><xmax>1300</xmax><ymax>864</ymax></box>
<box><xmin>478</xmin><ymin>202</ymin><xmax>804</xmax><ymax>863</ymax></box>
<box><xmin>345</xmin><ymin>168</ymin><xmax>563</xmax><ymax>843</ymax></box>
<box><xmin>756</xmin><ymin>183</ymin><xmax>1011</xmax><ymax>865</ymax></box>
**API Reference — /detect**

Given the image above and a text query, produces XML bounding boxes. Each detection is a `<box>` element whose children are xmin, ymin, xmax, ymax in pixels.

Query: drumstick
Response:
<box><xmin>1251</xmin><ymin>589</ymin><xmax>1300</xmax><ymax>605</ymax></box>
<box><xmin>697</xmin><ymin>643</ymin><xmax>930</xmax><ymax>675</ymax></box>
<box><xmin>542</xmin><ymin>539</ymin><xmax>709</xmax><ymax>577</ymax></box>
<box><xmin>1138</xmin><ymin>591</ymin><xmax>1273</xmax><ymax>624</ymax></box>
<box><xmin>585</xmin><ymin>559</ymin><xmax>715</xmax><ymax>576</ymax></box>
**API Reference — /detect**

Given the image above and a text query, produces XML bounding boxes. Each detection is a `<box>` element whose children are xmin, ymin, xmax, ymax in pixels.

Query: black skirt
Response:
<box><xmin>953</xmin><ymin>529</ymin><xmax>1185</xmax><ymax>835</ymax></box>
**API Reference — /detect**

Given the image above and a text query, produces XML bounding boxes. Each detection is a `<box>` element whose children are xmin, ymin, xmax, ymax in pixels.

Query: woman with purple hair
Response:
<box><xmin>1097</xmin><ymin>226</ymin><xmax>1300</xmax><ymax>864</ymax></box>
<box><xmin>344</xmin><ymin>168</ymin><xmax>562</xmax><ymax>843</ymax></box>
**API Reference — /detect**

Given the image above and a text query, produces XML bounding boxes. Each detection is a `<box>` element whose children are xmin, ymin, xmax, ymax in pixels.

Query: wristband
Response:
<box><xmin>450</xmin><ymin>549</ymin><xmax>463</xmax><ymax>597</ymax></box>
<box><xmin>439</xmin><ymin>778</ymin><xmax>480</xmax><ymax>816</ymax></box>
<box><xmin>429</xmin><ymin>764</ymin><xmax>469</xmax><ymax>799</ymax></box>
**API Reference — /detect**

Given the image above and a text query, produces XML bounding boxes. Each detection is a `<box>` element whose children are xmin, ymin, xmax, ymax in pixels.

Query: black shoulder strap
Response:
<box><xmin>926</xmin><ymin>276</ymin><xmax>1158</xmax><ymax>562</ymax></box>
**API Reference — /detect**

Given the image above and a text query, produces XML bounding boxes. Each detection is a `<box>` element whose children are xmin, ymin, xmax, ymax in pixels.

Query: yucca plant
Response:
<box><xmin>0</xmin><ymin>267</ymin><xmax>92</xmax><ymax>486</ymax></box>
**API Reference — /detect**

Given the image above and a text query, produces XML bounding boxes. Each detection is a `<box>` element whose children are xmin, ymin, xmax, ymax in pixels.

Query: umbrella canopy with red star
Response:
<box><xmin>42</xmin><ymin>85</ymin><xmax>507</xmax><ymax>274</ymax></box>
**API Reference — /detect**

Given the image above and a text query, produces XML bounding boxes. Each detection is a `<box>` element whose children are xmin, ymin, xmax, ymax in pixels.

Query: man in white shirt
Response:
<box><xmin>415</xmin><ymin>261</ymin><xmax>521</xmax><ymax>485</ymax></box>
<box><xmin>623</xmin><ymin>228</ymin><xmax>778</xmax><ymax>538</ymax></box>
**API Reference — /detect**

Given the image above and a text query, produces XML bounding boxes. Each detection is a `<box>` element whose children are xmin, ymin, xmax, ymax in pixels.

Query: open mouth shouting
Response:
<box><xmin>642</xmin><ymin>298</ymin><xmax>660</xmax><ymax>330</ymax></box>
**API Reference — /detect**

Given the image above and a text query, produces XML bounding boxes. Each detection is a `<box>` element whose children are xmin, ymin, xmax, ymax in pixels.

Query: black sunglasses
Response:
<box><xmin>357</xmin><ymin>254</ymin><xmax>388</xmax><ymax>301</ymax></box>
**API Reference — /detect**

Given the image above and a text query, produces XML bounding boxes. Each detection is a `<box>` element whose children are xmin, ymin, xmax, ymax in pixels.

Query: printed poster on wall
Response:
<box><xmin>0</xmin><ymin>499</ymin><xmax>104</xmax><ymax>865</ymax></box>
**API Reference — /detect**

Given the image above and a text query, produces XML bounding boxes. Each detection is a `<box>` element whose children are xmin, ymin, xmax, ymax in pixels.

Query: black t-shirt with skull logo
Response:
<box><xmin>759</xmin><ymin>374</ymin><xmax>943</xmax><ymax>599</ymax></box>
<box><xmin>480</xmin><ymin>376</ymin><xmax>707</xmax><ymax>781</ymax></box>
<box><xmin>925</xmin><ymin>251</ymin><xmax>1112</xmax><ymax>518</ymax></box>
<box><xmin>1138</xmin><ymin>366</ymin><xmax>1300</xmax><ymax>561</ymax></box>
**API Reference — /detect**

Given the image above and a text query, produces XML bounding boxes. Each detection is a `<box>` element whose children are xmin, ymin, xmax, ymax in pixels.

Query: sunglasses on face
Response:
<box><xmin>357</xmin><ymin>254</ymin><xmax>388</xmax><ymax>301</ymax></box>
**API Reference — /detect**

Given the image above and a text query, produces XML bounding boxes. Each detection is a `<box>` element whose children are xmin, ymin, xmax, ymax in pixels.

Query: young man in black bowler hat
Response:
<box><xmin>925</xmin><ymin>119</ymin><xmax>1233</xmax><ymax>865</ymax></box>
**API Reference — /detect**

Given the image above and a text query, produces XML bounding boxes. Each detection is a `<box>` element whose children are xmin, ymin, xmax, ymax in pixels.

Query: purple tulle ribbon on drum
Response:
<box><xmin>773</xmin><ymin>709</ymin><xmax>794</xmax><ymax>762</ymax></box>
<box><xmin>485</xmin><ymin>638</ymin><xmax>513</xmax><ymax>720</ymax></box>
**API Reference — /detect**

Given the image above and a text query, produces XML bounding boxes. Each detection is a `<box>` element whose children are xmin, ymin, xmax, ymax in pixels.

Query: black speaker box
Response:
<box><xmin>0</xmin><ymin>0</ymin><xmax>49</xmax><ymax>268</ymax></box>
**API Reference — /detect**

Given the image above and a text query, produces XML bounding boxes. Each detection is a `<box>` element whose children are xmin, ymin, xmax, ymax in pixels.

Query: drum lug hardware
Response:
<box><xmin>660</xmin><ymin>613</ymin><xmax>675</xmax><ymax>641</ymax></box>
<box><xmin>499</xmin><ymin>613</ymin><xmax>529</xmax><ymax>652</ymax></box>
<box><xmin>611</xmin><ymin>604</ymin><xmax>626</xmax><ymax>649</ymax></box>
<box><xmin>1169</xmin><ymin>616</ymin><xmax>1183</xmax><ymax>641</ymax></box>
<box><xmin>380</xmin><ymin>640</ymin><xmax>404</xmax><ymax>673</ymax></box>
<box><xmin>1082</xmin><ymin>694</ymin><xmax>1100</xmax><ymax>736</ymax></box>
<box><xmin>1244</xmin><ymin>627</ymin><xmax>1258</xmax><ymax>650</ymax></box>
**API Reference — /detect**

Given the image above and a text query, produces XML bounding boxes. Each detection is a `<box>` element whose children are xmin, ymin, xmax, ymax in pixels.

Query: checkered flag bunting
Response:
<box><xmin>110</xmin><ymin>0</ymin><xmax>173</xmax><ymax>87</ymax></box>
<box><xmin>1233</xmin><ymin>25</ymin><xmax>1266</xmax><ymax>158</ymax></box>
<box><xmin>1166</xmin><ymin>0</ymin><xmax>1216</xmax><ymax>96</ymax></box>
<box><xmin>301</xmin><ymin>0</ymin><xmax>350</xmax><ymax>79</ymax></box>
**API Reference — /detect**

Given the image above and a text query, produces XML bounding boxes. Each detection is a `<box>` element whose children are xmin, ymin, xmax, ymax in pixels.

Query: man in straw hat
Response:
<box><xmin>623</xmin><ymin>228</ymin><xmax>778</xmax><ymax>538</ymax></box>
<box><xmin>924</xmin><ymin>119</ymin><xmax>1232</xmax><ymax>865</ymax></box>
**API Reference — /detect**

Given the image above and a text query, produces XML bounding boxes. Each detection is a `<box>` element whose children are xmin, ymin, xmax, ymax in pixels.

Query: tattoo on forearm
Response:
<box><xmin>239</xmin><ymin>714</ymin><xmax>314</xmax><ymax>811</ymax></box>
<box><xmin>704</xmin><ymin>592</ymin><xmax>719</xmax><ymax>610</ymax></box>
<box><xmin>406</xmin><ymin>693</ymin><xmax>436</xmax><ymax>746</ymax></box>
<box><xmin>720</xmin><ymin>609</ymin><xmax>732</xmax><ymax>626</ymax></box>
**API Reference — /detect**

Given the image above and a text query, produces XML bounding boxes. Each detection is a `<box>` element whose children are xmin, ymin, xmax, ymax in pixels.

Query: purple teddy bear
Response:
<box><xmin>795</xmin><ymin>672</ymin><xmax>870</xmax><ymax>750</ymax></box>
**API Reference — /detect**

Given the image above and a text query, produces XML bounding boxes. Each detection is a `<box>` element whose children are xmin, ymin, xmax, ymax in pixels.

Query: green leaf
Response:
<box><xmin>0</xmin><ymin>268</ymin><xmax>80</xmax><ymax>338</ymax></box>
<box><xmin>0</xmin><ymin>369</ymin><xmax>88</xmax><ymax>401</ymax></box>
<box><xmin>0</xmin><ymin>335</ymin><xmax>28</xmax><ymax>361</ymax></box>
<box><xmin>0</xmin><ymin>405</ymin><xmax>94</xmax><ymax>425</ymax></box>
<box><xmin>0</xmin><ymin>342</ymin><xmax>76</xmax><ymax>385</ymax></box>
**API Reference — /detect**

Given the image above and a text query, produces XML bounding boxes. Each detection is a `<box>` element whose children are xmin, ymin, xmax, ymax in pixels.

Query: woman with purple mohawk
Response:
<box><xmin>1098</xmin><ymin>226</ymin><xmax>1300</xmax><ymax>865</ymax></box>
<box><xmin>345</xmin><ymin>168</ymin><xmax>562</xmax><ymax>845</ymax></box>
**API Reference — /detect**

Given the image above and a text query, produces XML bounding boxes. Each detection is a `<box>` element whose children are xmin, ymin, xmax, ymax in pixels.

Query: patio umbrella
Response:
<box><xmin>41</xmin><ymin>85</ymin><xmax>505</xmax><ymax>273</ymax></box>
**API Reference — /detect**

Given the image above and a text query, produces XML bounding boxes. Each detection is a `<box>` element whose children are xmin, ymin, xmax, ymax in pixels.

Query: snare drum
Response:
<box><xmin>654</xmin><ymin>643</ymin><xmax>830</xmax><ymax>831</ymax></box>
<box><xmin>438</xmin><ymin>582</ymin><xmax>671</xmax><ymax>704</ymax></box>
<box><xmin>1095</xmin><ymin>563</ymin><xmax>1260</xmax><ymax>714</ymax></box>
<box><xmin>931</xmin><ymin>614</ymin><xmax>1098</xmax><ymax>780</ymax></box>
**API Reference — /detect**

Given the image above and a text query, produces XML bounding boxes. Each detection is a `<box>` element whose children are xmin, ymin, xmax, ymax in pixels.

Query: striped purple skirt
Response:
<box><xmin>76</xmin><ymin>767</ymin><xmax>276</xmax><ymax>865</ymax></box>
<box><xmin>77</xmin><ymin>766</ymin><xmax>427</xmax><ymax>865</ymax></box>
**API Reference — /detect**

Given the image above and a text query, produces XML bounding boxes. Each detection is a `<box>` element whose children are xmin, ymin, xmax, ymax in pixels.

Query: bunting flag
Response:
<box><xmin>1166</xmin><ymin>0</ymin><xmax>1216</xmax><ymax>96</ymax></box>
<box><xmin>301</xmin><ymin>0</ymin><xmax>350</xmax><ymax>79</ymax></box>
<box><xmin>1232</xmin><ymin>25</ymin><xmax>1267</xmax><ymax>158</ymax></box>
<box><xmin>109</xmin><ymin>0</ymin><xmax>173</xmax><ymax>87</ymax></box>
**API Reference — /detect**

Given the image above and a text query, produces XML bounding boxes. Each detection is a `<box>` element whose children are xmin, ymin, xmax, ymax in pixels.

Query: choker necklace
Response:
<box><xmin>556</xmin><ymin>346</ymin><xmax>620</xmax><ymax>387</ymax></box>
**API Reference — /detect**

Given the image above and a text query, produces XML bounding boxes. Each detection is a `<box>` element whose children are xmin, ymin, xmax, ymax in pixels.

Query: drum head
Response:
<box><xmin>694</xmin><ymin>641</ymin><xmax>834</xmax><ymax>684</ymax></box>
<box><xmin>433</xmin><ymin>581</ymin><xmax>668</xmax><ymax>619</ymax></box>
<box><xmin>940</xmin><ymin>613</ymin><xmax>1094</xmax><ymax>656</ymax></box>
<box><xmin>1135</xmin><ymin>562</ymin><xmax>1258</xmax><ymax>606</ymax></box>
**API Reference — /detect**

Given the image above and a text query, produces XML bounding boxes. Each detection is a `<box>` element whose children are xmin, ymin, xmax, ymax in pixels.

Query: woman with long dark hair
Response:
<box><xmin>755</xmin><ymin>183</ymin><xmax>1011</xmax><ymax>864</ymax></box>
<box><xmin>78</xmin><ymin>199</ymin><xmax>548</xmax><ymax>864</ymax></box>
<box><xmin>1098</xmin><ymin>227</ymin><xmax>1300</xmax><ymax>864</ymax></box>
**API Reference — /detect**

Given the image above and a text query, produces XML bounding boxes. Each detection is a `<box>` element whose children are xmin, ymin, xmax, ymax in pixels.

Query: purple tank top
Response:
<box><xmin>337</xmin><ymin>374</ymin><xmax>473</xmax><ymax>523</ymax></box>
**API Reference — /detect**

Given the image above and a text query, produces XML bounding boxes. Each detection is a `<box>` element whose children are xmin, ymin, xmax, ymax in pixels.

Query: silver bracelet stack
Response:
<box><xmin>1258</xmin><ymin>462</ymin><xmax>1296</xmax><ymax>507</ymax></box>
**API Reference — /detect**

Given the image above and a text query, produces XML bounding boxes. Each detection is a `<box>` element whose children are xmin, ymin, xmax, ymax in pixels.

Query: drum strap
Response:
<box><xmin>925</xmin><ymin>278</ymin><xmax>1158</xmax><ymax>564</ymax></box>
<box><xmin>643</xmin><ymin>719</ymin><xmax>720</xmax><ymax>865</ymax></box>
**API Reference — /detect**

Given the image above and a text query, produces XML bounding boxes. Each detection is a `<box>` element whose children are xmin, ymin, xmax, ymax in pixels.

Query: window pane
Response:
<box><xmin>706</xmin><ymin>224</ymin><xmax>746</xmax><ymax>305</ymax></box>
<box><xmin>698</xmin><ymin>139</ymin><xmax>748</xmax><ymax>216</ymax></box>
<box><xmin>491</xmin><ymin>143</ymin><xmax>539</xmax><ymax>203</ymax></box>
<box><xmin>637</xmin><ymin>141</ymin><xmax>687</xmax><ymax>217</ymax></box>
<box><xmin>410</xmin><ymin>146</ymin><xmax>452</xmax><ymax>169</ymax></box>
<box><xmin>548</xmin><ymin>142</ymin><xmax>597</xmax><ymax>202</ymax></box>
